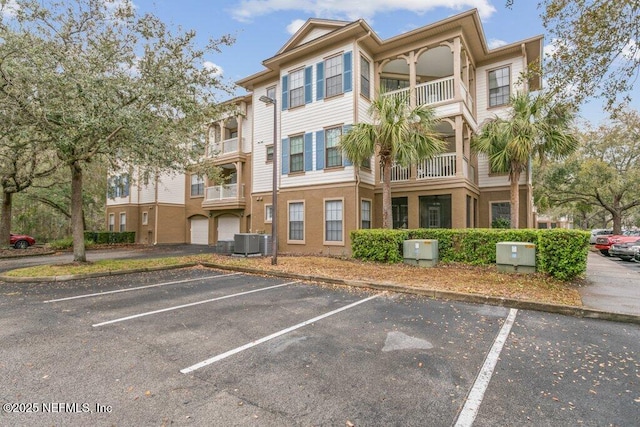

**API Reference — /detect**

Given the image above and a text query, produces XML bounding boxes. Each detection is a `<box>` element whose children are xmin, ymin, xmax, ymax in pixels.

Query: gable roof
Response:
<box><xmin>237</xmin><ymin>9</ymin><xmax>542</xmax><ymax>91</ymax></box>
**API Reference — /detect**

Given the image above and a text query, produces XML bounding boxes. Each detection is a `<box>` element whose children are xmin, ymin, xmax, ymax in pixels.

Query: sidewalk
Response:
<box><xmin>580</xmin><ymin>251</ymin><xmax>640</xmax><ymax>316</ymax></box>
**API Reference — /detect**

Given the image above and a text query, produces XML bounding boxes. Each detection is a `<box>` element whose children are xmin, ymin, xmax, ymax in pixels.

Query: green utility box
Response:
<box><xmin>403</xmin><ymin>239</ymin><xmax>438</xmax><ymax>267</ymax></box>
<box><xmin>496</xmin><ymin>242</ymin><xmax>536</xmax><ymax>273</ymax></box>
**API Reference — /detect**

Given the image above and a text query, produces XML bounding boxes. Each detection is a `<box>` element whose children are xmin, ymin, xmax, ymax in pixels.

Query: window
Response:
<box><xmin>392</xmin><ymin>197</ymin><xmax>408</xmax><ymax>229</ymax></box>
<box><xmin>119</xmin><ymin>213</ymin><xmax>126</xmax><ymax>232</ymax></box>
<box><xmin>491</xmin><ymin>202</ymin><xmax>511</xmax><ymax>228</ymax></box>
<box><xmin>325</xmin><ymin>200</ymin><xmax>343</xmax><ymax>242</ymax></box>
<box><xmin>266</xmin><ymin>145</ymin><xmax>274</xmax><ymax>163</ymax></box>
<box><xmin>488</xmin><ymin>67</ymin><xmax>510</xmax><ymax>107</ymax></box>
<box><xmin>265</xmin><ymin>204</ymin><xmax>273</xmax><ymax>223</ymax></box>
<box><xmin>361</xmin><ymin>200</ymin><xmax>371</xmax><ymax>229</ymax></box>
<box><xmin>289</xmin><ymin>68</ymin><xmax>305</xmax><ymax>108</ymax></box>
<box><xmin>289</xmin><ymin>135</ymin><xmax>304</xmax><ymax>173</ymax></box>
<box><xmin>108</xmin><ymin>214</ymin><xmax>115</xmax><ymax>232</ymax></box>
<box><xmin>107</xmin><ymin>174</ymin><xmax>130</xmax><ymax>199</ymax></box>
<box><xmin>381</xmin><ymin>78</ymin><xmax>409</xmax><ymax>92</ymax></box>
<box><xmin>191</xmin><ymin>174</ymin><xmax>204</xmax><ymax>197</ymax></box>
<box><xmin>360</xmin><ymin>56</ymin><xmax>370</xmax><ymax>98</ymax></box>
<box><xmin>325</xmin><ymin>127</ymin><xmax>342</xmax><ymax>168</ymax></box>
<box><xmin>142</xmin><ymin>212</ymin><xmax>148</xmax><ymax>225</ymax></box>
<box><xmin>325</xmin><ymin>55</ymin><xmax>343</xmax><ymax>98</ymax></box>
<box><xmin>289</xmin><ymin>202</ymin><xmax>304</xmax><ymax>241</ymax></box>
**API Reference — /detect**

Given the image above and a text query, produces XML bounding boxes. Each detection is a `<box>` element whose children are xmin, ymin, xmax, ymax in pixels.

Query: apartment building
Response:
<box><xmin>105</xmin><ymin>9</ymin><xmax>542</xmax><ymax>254</ymax></box>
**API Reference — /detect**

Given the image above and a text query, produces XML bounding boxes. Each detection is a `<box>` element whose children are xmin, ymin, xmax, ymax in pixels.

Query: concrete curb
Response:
<box><xmin>2</xmin><ymin>261</ymin><xmax>639</xmax><ymax>325</ymax></box>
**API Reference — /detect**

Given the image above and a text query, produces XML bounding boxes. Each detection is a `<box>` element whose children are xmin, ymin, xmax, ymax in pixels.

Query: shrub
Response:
<box><xmin>351</xmin><ymin>229</ymin><xmax>408</xmax><ymax>263</ymax></box>
<box><xmin>47</xmin><ymin>237</ymin><xmax>95</xmax><ymax>250</ymax></box>
<box><xmin>537</xmin><ymin>229</ymin><xmax>590</xmax><ymax>281</ymax></box>
<box><xmin>84</xmin><ymin>231</ymin><xmax>135</xmax><ymax>244</ymax></box>
<box><xmin>351</xmin><ymin>228</ymin><xmax>589</xmax><ymax>281</ymax></box>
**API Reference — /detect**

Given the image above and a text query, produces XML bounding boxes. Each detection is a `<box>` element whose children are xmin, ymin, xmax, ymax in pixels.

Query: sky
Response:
<box><xmin>95</xmin><ymin>1</ymin><xmax>640</xmax><ymax>125</ymax></box>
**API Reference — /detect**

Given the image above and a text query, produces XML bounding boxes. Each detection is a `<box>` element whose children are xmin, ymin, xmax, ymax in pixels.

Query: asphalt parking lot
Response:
<box><xmin>1</xmin><ymin>267</ymin><xmax>639</xmax><ymax>426</ymax></box>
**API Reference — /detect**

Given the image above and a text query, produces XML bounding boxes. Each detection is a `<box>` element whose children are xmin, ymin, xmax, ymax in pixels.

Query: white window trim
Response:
<box><xmin>119</xmin><ymin>212</ymin><xmax>127</xmax><ymax>232</ymax></box>
<box><xmin>323</xmin><ymin>197</ymin><xmax>344</xmax><ymax>246</ymax></box>
<box><xmin>142</xmin><ymin>211</ymin><xmax>148</xmax><ymax>225</ymax></box>
<box><xmin>265</xmin><ymin>204</ymin><xmax>273</xmax><ymax>223</ymax></box>
<box><xmin>287</xmin><ymin>200</ymin><xmax>305</xmax><ymax>244</ymax></box>
<box><xmin>360</xmin><ymin>198</ymin><xmax>372</xmax><ymax>229</ymax></box>
<box><xmin>487</xmin><ymin>65</ymin><xmax>511</xmax><ymax>109</ymax></box>
<box><xmin>108</xmin><ymin>213</ymin><xmax>115</xmax><ymax>232</ymax></box>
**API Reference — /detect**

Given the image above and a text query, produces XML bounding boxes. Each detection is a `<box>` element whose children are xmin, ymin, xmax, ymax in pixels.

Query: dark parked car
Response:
<box><xmin>609</xmin><ymin>238</ymin><xmax>640</xmax><ymax>261</ymax></box>
<box><xmin>9</xmin><ymin>233</ymin><xmax>36</xmax><ymax>249</ymax></box>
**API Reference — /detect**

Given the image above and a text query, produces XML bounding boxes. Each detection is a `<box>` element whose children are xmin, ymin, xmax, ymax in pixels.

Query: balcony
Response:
<box><xmin>383</xmin><ymin>76</ymin><xmax>473</xmax><ymax>111</ymax></box>
<box><xmin>202</xmin><ymin>183</ymin><xmax>245</xmax><ymax>210</ymax></box>
<box><xmin>206</xmin><ymin>137</ymin><xmax>245</xmax><ymax>158</ymax></box>
<box><xmin>381</xmin><ymin>153</ymin><xmax>463</xmax><ymax>182</ymax></box>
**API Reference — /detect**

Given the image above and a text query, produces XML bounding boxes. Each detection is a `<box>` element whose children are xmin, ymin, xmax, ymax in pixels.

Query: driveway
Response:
<box><xmin>1</xmin><ymin>267</ymin><xmax>638</xmax><ymax>426</ymax></box>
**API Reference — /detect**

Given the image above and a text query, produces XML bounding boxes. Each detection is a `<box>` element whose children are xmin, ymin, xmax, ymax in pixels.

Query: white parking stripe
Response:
<box><xmin>454</xmin><ymin>308</ymin><xmax>518</xmax><ymax>427</ymax></box>
<box><xmin>43</xmin><ymin>273</ymin><xmax>241</xmax><ymax>303</ymax></box>
<box><xmin>180</xmin><ymin>294</ymin><xmax>381</xmax><ymax>374</ymax></box>
<box><xmin>92</xmin><ymin>281</ymin><xmax>298</xmax><ymax>327</ymax></box>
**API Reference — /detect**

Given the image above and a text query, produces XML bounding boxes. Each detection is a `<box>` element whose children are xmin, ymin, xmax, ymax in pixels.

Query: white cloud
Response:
<box><xmin>1</xmin><ymin>0</ymin><xmax>19</xmax><ymax>18</ymax></box>
<box><xmin>231</xmin><ymin>0</ymin><xmax>496</xmax><ymax>23</ymax></box>
<box><xmin>286</xmin><ymin>19</ymin><xmax>306</xmax><ymax>35</ymax></box>
<box><xmin>488</xmin><ymin>38</ymin><xmax>507</xmax><ymax>49</ymax></box>
<box><xmin>621</xmin><ymin>39</ymin><xmax>639</xmax><ymax>61</ymax></box>
<box><xmin>204</xmin><ymin>61</ymin><xmax>223</xmax><ymax>77</ymax></box>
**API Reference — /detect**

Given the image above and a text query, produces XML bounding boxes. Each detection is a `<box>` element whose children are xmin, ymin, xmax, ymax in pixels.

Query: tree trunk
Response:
<box><xmin>510</xmin><ymin>170</ymin><xmax>520</xmax><ymax>229</ymax></box>
<box><xmin>0</xmin><ymin>191</ymin><xmax>12</xmax><ymax>247</ymax></box>
<box><xmin>70</xmin><ymin>162</ymin><xmax>86</xmax><ymax>262</ymax></box>
<box><xmin>611</xmin><ymin>210</ymin><xmax>623</xmax><ymax>235</ymax></box>
<box><xmin>382</xmin><ymin>158</ymin><xmax>393</xmax><ymax>229</ymax></box>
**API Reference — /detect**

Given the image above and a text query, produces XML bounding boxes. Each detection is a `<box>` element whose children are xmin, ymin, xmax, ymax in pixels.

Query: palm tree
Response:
<box><xmin>340</xmin><ymin>93</ymin><xmax>447</xmax><ymax>228</ymax></box>
<box><xmin>472</xmin><ymin>92</ymin><xmax>578</xmax><ymax>228</ymax></box>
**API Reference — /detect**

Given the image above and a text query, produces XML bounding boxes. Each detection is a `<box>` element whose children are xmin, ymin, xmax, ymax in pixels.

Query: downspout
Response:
<box><xmin>353</xmin><ymin>30</ymin><xmax>371</xmax><ymax>233</ymax></box>
<box><xmin>153</xmin><ymin>173</ymin><xmax>159</xmax><ymax>245</ymax></box>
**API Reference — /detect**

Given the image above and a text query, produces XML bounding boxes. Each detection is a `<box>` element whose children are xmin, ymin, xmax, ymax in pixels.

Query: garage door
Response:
<box><xmin>190</xmin><ymin>217</ymin><xmax>209</xmax><ymax>245</ymax></box>
<box><xmin>217</xmin><ymin>216</ymin><xmax>240</xmax><ymax>241</ymax></box>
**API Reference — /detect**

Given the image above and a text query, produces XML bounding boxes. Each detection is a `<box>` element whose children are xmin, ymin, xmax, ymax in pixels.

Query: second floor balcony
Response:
<box><xmin>381</xmin><ymin>153</ymin><xmax>476</xmax><ymax>184</ymax></box>
<box><xmin>206</xmin><ymin>137</ymin><xmax>245</xmax><ymax>158</ymax></box>
<box><xmin>202</xmin><ymin>183</ymin><xmax>245</xmax><ymax>210</ymax></box>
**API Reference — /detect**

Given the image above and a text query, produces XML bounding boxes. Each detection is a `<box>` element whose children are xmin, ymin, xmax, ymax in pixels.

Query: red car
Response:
<box><xmin>9</xmin><ymin>233</ymin><xmax>36</xmax><ymax>249</ymax></box>
<box><xmin>595</xmin><ymin>230</ymin><xmax>640</xmax><ymax>256</ymax></box>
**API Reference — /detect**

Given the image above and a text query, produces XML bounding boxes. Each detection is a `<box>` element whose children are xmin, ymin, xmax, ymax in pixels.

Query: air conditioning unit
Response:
<box><xmin>234</xmin><ymin>233</ymin><xmax>261</xmax><ymax>256</ymax></box>
<box><xmin>403</xmin><ymin>239</ymin><xmax>438</xmax><ymax>267</ymax></box>
<box><xmin>496</xmin><ymin>242</ymin><xmax>536</xmax><ymax>273</ymax></box>
<box><xmin>259</xmin><ymin>234</ymin><xmax>273</xmax><ymax>256</ymax></box>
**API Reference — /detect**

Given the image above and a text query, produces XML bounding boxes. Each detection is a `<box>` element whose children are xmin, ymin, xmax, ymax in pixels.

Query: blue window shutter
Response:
<box><xmin>316</xmin><ymin>62</ymin><xmax>324</xmax><ymax>100</ymax></box>
<box><xmin>315</xmin><ymin>130</ymin><xmax>325</xmax><ymax>170</ymax></box>
<box><xmin>343</xmin><ymin>51</ymin><xmax>352</xmax><ymax>93</ymax></box>
<box><xmin>304</xmin><ymin>66</ymin><xmax>313</xmax><ymax>104</ymax></box>
<box><xmin>281</xmin><ymin>137</ymin><xmax>289</xmax><ymax>174</ymax></box>
<box><xmin>343</xmin><ymin>124</ymin><xmax>353</xmax><ymax>166</ymax></box>
<box><xmin>304</xmin><ymin>133</ymin><xmax>313</xmax><ymax>171</ymax></box>
<box><xmin>281</xmin><ymin>75</ymin><xmax>288</xmax><ymax>110</ymax></box>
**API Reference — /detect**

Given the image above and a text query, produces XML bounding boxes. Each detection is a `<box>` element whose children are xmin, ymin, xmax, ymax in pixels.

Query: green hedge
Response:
<box><xmin>350</xmin><ymin>228</ymin><xmax>590</xmax><ymax>281</ymax></box>
<box><xmin>84</xmin><ymin>231</ymin><xmax>136</xmax><ymax>245</ymax></box>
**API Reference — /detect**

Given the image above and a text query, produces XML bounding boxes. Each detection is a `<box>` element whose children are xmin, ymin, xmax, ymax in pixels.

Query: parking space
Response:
<box><xmin>1</xmin><ymin>267</ymin><xmax>638</xmax><ymax>426</ymax></box>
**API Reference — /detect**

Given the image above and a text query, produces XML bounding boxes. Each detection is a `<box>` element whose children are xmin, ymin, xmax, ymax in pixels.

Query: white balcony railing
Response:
<box><xmin>207</xmin><ymin>137</ymin><xmax>241</xmax><ymax>157</ymax></box>
<box><xmin>417</xmin><ymin>153</ymin><xmax>456</xmax><ymax>179</ymax></box>
<box><xmin>205</xmin><ymin>183</ymin><xmax>244</xmax><ymax>201</ymax></box>
<box><xmin>415</xmin><ymin>77</ymin><xmax>455</xmax><ymax>106</ymax></box>
<box><xmin>380</xmin><ymin>163</ymin><xmax>410</xmax><ymax>182</ymax></box>
<box><xmin>383</xmin><ymin>76</ymin><xmax>456</xmax><ymax>107</ymax></box>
